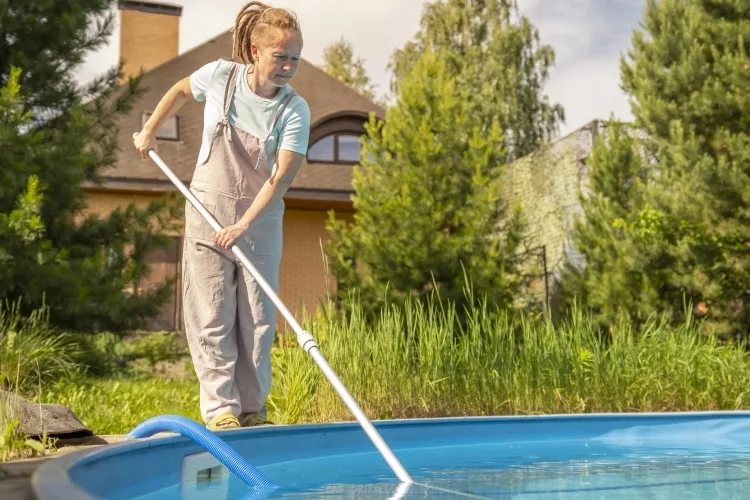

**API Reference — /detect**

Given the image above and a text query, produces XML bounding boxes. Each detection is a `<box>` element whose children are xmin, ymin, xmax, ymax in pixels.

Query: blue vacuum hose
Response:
<box><xmin>125</xmin><ymin>414</ymin><xmax>277</xmax><ymax>491</ymax></box>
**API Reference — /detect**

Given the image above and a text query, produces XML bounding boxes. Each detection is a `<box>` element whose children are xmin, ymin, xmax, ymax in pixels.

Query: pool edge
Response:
<box><xmin>32</xmin><ymin>410</ymin><xmax>750</xmax><ymax>499</ymax></box>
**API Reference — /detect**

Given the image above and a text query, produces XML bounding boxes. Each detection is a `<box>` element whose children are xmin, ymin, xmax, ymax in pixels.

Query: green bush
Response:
<box><xmin>70</xmin><ymin>332</ymin><xmax>131</xmax><ymax>376</ymax></box>
<box><xmin>69</xmin><ymin>330</ymin><xmax>188</xmax><ymax>377</ymax></box>
<box><xmin>127</xmin><ymin>331</ymin><xmax>187</xmax><ymax>370</ymax></box>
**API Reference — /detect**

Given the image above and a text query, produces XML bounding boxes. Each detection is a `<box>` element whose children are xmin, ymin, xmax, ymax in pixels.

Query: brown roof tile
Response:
<box><xmin>107</xmin><ymin>30</ymin><xmax>383</xmax><ymax>198</ymax></box>
<box><xmin>293</xmin><ymin>160</ymin><xmax>354</xmax><ymax>192</ymax></box>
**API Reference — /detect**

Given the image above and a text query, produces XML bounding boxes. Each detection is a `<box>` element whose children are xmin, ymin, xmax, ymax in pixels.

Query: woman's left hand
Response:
<box><xmin>215</xmin><ymin>222</ymin><xmax>249</xmax><ymax>249</ymax></box>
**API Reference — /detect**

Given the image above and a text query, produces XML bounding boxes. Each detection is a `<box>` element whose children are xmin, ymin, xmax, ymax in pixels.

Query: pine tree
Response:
<box><xmin>0</xmin><ymin>2</ymin><xmax>180</xmax><ymax>332</ymax></box>
<box><xmin>389</xmin><ymin>0</ymin><xmax>564</xmax><ymax>162</ymax></box>
<box><xmin>622</xmin><ymin>0</ymin><xmax>750</xmax><ymax>338</ymax></box>
<box><xmin>326</xmin><ymin>49</ymin><xmax>527</xmax><ymax>314</ymax></box>
<box><xmin>326</xmin><ymin>0</ymin><xmax>564</xmax><ymax>315</ymax></box>
<box><xmin>321</xmin><ymin>37</ymin><xmax>379</xmax><ymax>102</ymax></box>
<box><xmin>559</xmin><ymin>120</ymin><xmax>680</xmax><ymax>328</ymax></box>
<box><xmin>0</xmin><ymin>68</ymin><xmax>46</xmax><ymax>276</ymax></box>
<box><xmin>562</xmin><ymin>0</ymin><xmax>750</xmax><ymax>337</ymax></box>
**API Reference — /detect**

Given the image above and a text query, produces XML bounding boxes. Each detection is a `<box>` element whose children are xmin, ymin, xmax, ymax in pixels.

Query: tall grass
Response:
<box><xmin>0</xmin><ymin>299</ymin><xmax>80</xmax><ymax>392</ymax></box>
<box><xmin>268</xmin><ymin>297</ymin><xmax>750</xmax><ymax>423</ymax></box>
<box><xmin>9</xmin><ymin>295</ymin><xmax>750</xmax><ymax>442</ymax></box>
<box><xmin>0</xmin><ymin>300</ymin><xmax>78</xmax><ymax>460</ymax></box>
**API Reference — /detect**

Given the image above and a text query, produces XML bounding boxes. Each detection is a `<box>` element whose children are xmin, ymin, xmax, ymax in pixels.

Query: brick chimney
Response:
<box><xmin>119</xmin><ymin>1</ymin><xmax>182</xmax><ymax>82</ymax></box>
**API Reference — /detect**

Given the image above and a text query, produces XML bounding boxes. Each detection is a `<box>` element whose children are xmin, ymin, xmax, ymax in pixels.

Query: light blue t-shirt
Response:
<box><xmin>189</xmin><ymin>59</ymin><xmax>311</xmax><ymax>169</ymax></box>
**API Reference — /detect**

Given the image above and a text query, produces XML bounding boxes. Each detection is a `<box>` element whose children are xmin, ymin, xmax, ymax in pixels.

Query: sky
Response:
<box><xmin>75</xmin><ymin>0</ymin><xmax>647</xmax><ymax>138</ymax></box>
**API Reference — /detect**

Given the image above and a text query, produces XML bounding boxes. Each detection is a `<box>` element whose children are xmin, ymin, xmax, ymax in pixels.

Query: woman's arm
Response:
<box><xmin>214</xmin><ymin>149</ymin><xmax>304</xmax><ymax>249</ymax></box>
<box><xmin>132</xmin><ymin>76</ymin><xmax>192</xmax><ymax>159</ymax></box>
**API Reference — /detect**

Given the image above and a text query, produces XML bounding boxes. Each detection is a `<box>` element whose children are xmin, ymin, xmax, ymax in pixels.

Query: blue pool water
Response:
<box><xmin>128</xmin><ymin>445</ymin><xmax>750</xmax><ymax>499</ymax></box>
<box><xmin>33</xmin><ymin>413</ymin><xmax>750</xmax><ymax>499</ymax></box>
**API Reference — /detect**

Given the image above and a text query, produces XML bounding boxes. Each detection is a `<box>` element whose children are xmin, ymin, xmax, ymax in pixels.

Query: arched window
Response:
<box><xmin>307</xmin><ymin>133</ymin><xmax>363</xmax><ymax>164</ymax></box>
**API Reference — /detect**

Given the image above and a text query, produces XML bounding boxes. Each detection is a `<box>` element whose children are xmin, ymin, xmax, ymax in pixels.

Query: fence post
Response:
<box><xmin>542</xmin><ymin>245</ymin><xmax>550</xmax><ymax>319</ymax></box>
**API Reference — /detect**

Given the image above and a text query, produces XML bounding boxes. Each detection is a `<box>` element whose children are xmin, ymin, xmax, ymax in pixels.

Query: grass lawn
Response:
<box><xmin>41</xmin><ymin>375</ymin><xmax>201</xmax><ymax>436</ymax></box>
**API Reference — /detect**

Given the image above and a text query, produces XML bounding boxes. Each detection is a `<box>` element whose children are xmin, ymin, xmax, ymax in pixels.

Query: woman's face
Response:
<box><xmin>252</xmin><ymin>29</ymin><xmax>303</xmax><ymax>87</ymax></box>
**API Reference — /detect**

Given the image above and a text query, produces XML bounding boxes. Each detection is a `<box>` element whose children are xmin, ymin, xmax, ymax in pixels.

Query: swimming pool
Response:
<box><xmin>32</xmin><ymin>411</ymin><xmax>750</xmax><ymax>499</ymax></box>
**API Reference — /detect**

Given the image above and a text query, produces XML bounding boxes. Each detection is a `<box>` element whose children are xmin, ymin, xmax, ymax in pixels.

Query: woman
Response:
<box><xmin>133</xmin><ymin>2</ymin><xmax>310</xmax><ymax>430</ymax></box>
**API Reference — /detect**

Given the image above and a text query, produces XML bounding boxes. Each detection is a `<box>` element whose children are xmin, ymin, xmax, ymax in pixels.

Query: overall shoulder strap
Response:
<box><xmin>221</xmin><ymin>63</ymin><xmax>241</xmax><ymax>118</ymax></box>
<box><xmin>264</xmin><ymin>89</ymin><xmax>298</xmax><ymax>140</ymax></box>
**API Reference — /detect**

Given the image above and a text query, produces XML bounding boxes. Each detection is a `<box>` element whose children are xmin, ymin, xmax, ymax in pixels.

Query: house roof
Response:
<box><xmin>103</xmin><ymin>29</ymin><xmax>384</xmax><ymax>201</ymax></box>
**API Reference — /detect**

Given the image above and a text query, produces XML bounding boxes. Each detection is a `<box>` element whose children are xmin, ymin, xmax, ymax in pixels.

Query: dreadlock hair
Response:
<box><xmin>232</xmin><ymin>2</ymin><xmax>302</xmax><ymax>64</ymax></box>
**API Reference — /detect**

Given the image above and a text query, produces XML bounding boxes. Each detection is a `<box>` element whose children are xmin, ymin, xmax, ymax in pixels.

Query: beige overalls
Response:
<box><xmin>182</xmin><ymin>63</ymin><xmax>296</xmax><ymax>425</ymax></box>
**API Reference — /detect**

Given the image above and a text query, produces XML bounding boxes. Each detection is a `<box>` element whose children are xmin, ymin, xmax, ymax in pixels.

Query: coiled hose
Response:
<box><xmin>125</xmin><ymin>414</ymin><xmax>277</xmax><ymax>491</ymax></box>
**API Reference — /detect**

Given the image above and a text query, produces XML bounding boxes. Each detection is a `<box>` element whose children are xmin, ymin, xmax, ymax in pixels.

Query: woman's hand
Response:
<box><xmin>132</xmin><ymin>76</ymin><xmax>192</xmax><ymax>160</ymax></box>
<box><xmin>133</xmin><ymin>129</ymin><xmax>157</xmax><ymax>159</ymax></box>
<box><xmin>215</xmin><ymin>222</ymin><xmax>249</xmax><ymax>249</ymax></box>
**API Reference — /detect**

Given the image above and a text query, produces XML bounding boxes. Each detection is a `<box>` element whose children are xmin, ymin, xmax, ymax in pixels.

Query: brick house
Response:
<box><xmin>84</xmin><ymin>1</ymin><xmax>384</xmax><ymax>331</ymax></box>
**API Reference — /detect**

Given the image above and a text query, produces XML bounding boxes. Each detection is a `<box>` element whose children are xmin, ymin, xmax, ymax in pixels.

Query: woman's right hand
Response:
<box><xmin>133</xmin><ymin>129</ymin><xmax>157</xmax><ymax>159</ymax></box>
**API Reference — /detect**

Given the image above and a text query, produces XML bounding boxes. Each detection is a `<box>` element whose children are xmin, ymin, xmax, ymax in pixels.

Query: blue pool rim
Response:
<box><xmin>31</xmin><ymin>411</ymin><xmax>750</xmax><ymax>499</ymax></box>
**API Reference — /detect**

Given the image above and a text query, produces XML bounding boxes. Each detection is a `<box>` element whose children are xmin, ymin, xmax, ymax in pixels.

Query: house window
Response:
<box><xmin>337</xmin><ymin>135</ymin><xmax>361</xmax><ymax>163</ymax></box>
<box><xmin>307</xmin><ymin>133</ymin><xmax>363</xmax><ymax>163</ymax></box>
<box><xmin>142</xmin><ymin>112</ymin><xmax>180</xmax><ymax>141</ymax></box>
<box><xmin>307</xmin><ymin>135</ymin><xmax>335</xmax><ymax>162</ymax></box>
